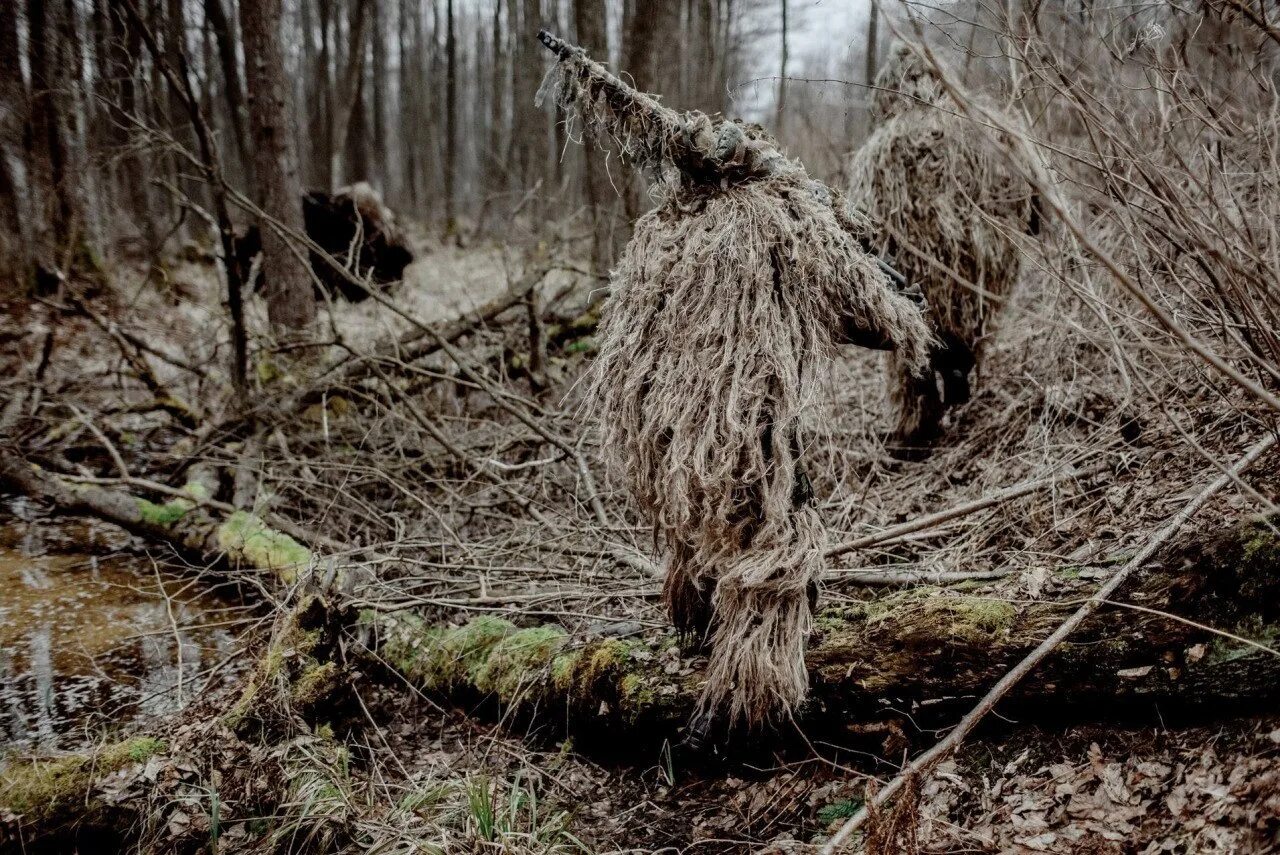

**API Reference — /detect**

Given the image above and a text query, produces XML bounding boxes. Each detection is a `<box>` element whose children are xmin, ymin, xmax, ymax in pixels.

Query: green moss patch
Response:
<box><xmin>292</xmin><ymin>661</ymin><xmax>341</xmax><ymax>709</ymax></box>
<box><xmin>384</xmin><ymin>615</ymin><xmax>517</xmax><ymax>691</ymax></box>
<box><xmin>0</xmin><ymin>737</ymin><xmax>166</xmax><ymax>827</ymax></box>
<box><xmin>217</xmin><ymin>511</ymin><xmax>311</xmax><ymax>581</ymax></box>
<box><xmin>372</xmin><ymin>614</ymin><xmax>682</xmax><ymax>724</ymax></box>
<box><xmin>858</xmin><ymin>589</ymin><xmax>1017</xmax><ymax>643</ymax></box>
<box><xmin>136</xmin><ymin>497</ymin><xmax>191</xmax><ymax>526</ymax></box>
<box><xmin>223</xmin><ymin>598</ymin><xmax>331</xmax><ymax>733</ymax></box>
<box><xmin>473</xmin><ymin>626</ymin><xmax>568</xmax><ymax>701</ymax></box>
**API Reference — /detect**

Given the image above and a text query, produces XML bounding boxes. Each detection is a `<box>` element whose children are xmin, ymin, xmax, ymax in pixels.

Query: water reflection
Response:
<box><xmin>0</xmin><ymin>548</ymin><xmax>248</xmax><ymax>751</ymax></box>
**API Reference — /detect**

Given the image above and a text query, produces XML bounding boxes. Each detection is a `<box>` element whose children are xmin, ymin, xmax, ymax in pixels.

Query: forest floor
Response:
<box><xmin>0</xmin><ymin>232</ymin><xmax>1277</xmax><ymax>853</ymax></box>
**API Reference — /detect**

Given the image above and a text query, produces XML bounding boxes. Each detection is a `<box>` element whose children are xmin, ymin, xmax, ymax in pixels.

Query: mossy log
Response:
<box><xmin>0</xmin><ymin>736</ymin><xmax>167</xmax><ymax>844</ymax></box>
<box><xmin>0</xmin><ymin>724</ymin><xmax>352</xmax><ymax>851</ymax></box>
<box><xmin>0</xmin><ymin>447</ymin><xmax>314</xmax><ymax>583</ymax></box>
<box><xmin>0</xmin><ymin>598</ymin><xmax>353</xmax><ymax>849</ymax></box>
<box><xmin>366</xmin><ymin>516</ymin><xmax>1280</xmax><ymax>752</ymax></box>
<box><xmin>222</xmin><ymin>595</ymin><xmax>350</xmax><ymax>736</ymax></box>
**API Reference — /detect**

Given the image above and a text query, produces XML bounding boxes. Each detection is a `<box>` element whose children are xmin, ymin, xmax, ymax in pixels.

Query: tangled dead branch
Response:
<box><xmin>823</xmin><ymin>432</ymin><xmax>1279</xmax><ymax>851</ymax></box>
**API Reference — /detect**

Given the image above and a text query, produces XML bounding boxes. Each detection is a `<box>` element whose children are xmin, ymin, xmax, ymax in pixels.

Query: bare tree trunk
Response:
<box><xmin>204</xmin><ymin>0</ymin><xmax>253</xmax><ymax>183</ymax></box>
<box><xmin>164</xmin><ymin>0</ymin><xmax>203</xmax><ymax>231</ymax></box>
<box><xmin>239</xmin><ymin>0</ymin><xmax>316</xmax><ymax>331</ymax></box>
<box><xmin>369</xmin><ymin>0</ymin><xmax>388</xmax><ymax>189</ymax></box>
<box><xmin>315</xmin><ymin>0</ymin><xmax>334</xmax><ymax>188</ymax></box>
<box><xmin>0</xmin><ymin>5</ymin><xmax>32</xmax><ymax>286</ymax></box>
<box><xmin>397</xmin><ymin>0</ymin><xmax>420</xmax><ymax>213</ymax></box>
<box><xmin>692</xmin><ymin>0</ymin><xmax>717</xmax><ymax>112</ymax></box>
<box><xmin>104</xmin><ymin>2</ymin><xmax>156</xmax><ymax>251</ymax></box>
<box><xmin>619</xmin><ymin>0</ymin><xmax>678</xmax><ymax>216</ymax></box>
<box><xmin>64</xmin><ymin>0</ymin><xmax>103</xmax><ymax>257</ymax></box>
<box><xmin>426</xmin><ymin>1</ymin><xmax>443</xmax><ymax>211</ymax></box>
<box><xmin>574</xmin><ymin>0</ymin><xmax>612</xmax><ymax>272</ymax></box>
<box><xmin>865</xmin><ymin>0</ymin><xmax>880</xmax><ymax>114</ymax></box>
<box><xmin>486</xmin><ymin>0</ymin><xmax>504</xmax><ymax>201</ymax></box>
<box><xmin>623</xmin><ymin>0</ymin><xmax>679</xmax><ymax>95</ymax></box>
<box><xmin>27</xmin><ymin>0</ymin><xmax>76</xmax><ymax>279</ymax></box>
<box><xmin>543</xmin><ymin>0</ymin><xmax>562</xmax><ymax>225</ymax></box>
<box><xmin>776</xmin><ymin>0</ymin><xmax>787</xmax><ymax>139</ymax></box>
<box><xmin>119</xmin><ymin>0</ymin><xmax>249</xmax><ymax>389</ymax></box>
<box><xmin>444</xmin><ymin>0</ymin><xmax>457</xmax><ymax>236</ymax></box>
<box><xmin>89</xmin><ymin>0</ymin><xmax>114</xmax><ymax>217</ymax></box>
<box><xmin>509</xmin><ymin>0</ymin><xmax>543</xmax><ymax>218</ymax></box>
<box><xmin>344</xmin><ymin>51</ymin><xmax>370</xmax><ymax>181</ymax></box>
<box><xmin>708</xmin><ymin>0</ymin><xmax>731</xmax><ymax>114</ymax></box>
<box><xmin>330</xmin><ymin>0</ymin><xmax>370</xmax><ymax>188</ymax></box>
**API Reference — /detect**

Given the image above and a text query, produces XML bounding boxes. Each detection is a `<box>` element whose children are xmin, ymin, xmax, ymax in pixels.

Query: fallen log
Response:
<box><xmin>9</xmin><ymin>434</ymin><xmax>1277</xmax><ymax>750</ymax></box>
<box><xmin>0</xmin><ymin>446</ymin><xmax>316</xmax><ymax>584</ymax></box>
<box><xmin>365</xmin><ymin>513</ymin><xmax>1280</xmax><ymax>754</ymax></box>
<box><xmin>0</xmin><ymin>736</ymin><xmax>169</xmax><ymax>848</ymax></box>
<box><xmin>823</xmin><ymin>430</ymin><xmax>1280</xmax><ymax>849</ymax></box>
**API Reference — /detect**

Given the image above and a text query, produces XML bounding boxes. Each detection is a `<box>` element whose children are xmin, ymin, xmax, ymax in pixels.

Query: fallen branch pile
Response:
<box><xmin>824</xmin><ymin>432</ymin><xmax>1280</xmax><ymax>850</ymax></box>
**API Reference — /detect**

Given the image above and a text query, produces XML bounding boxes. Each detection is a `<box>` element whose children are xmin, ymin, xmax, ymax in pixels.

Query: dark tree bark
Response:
<box><xmin>574</xmin><ymin>0</ymin><xmax>613</xmax><ymax>272</ymax></box>
<box><xmin>330</xmin><ymin>0</ymin><xmax>370</xmax><ymax>188</ymax></box>
<box><xmin>617</xmin><ymin>0</ymin><xmax>679</xmax><ymax>219</ymax></box>
<box><xmin>486</xmin><ymin>0</ymin><xmax>504</xmax><ymax>198</ymax></box>
<box><xmin>444</xmin><ymin>0</ymin><xmax>457</xmax><ymax>235</ymax></box>
<box><xmin>544</xmin><ymin>0</ymin><xmax>563</xmax><ymax>217</ymax></box>
<box><xmin>90</xmin><ymin>0</ymin><xmax>113</xmax><ymax>205</ymax></box>
<box><xmin>26</xmin><ymin>0</ymin><xmax>76</xmax><ymax>277</ymax></box>
<box><xmin>203</xmin><ymin>0</ymin><xmax>253</xmax><ymax>182</ymax></box>
<box><xmin>314</xmin><ymin>0</ymin><xmax>335</xmax><ymax>188</ymax></box>
<box><xmin>239</xmin><ymin>0</ymin><xmax>316</xmax><ymax>331</ymax></box>
<box><xmin>508</xmin><ymin>0</ymin><xmax>543</xmax><ymax>212</ymax></box>
<box><xmin>623</xmin><ymin>0</ymin><xmax>680</xmax><ymax>96</ymax></box>
<box><xmin>776</xmin><ymin>0</ymin><xmax>788</xmax><ymax>138</ymax></box>
<box><xmin>164</xmin><ymin>0</ymin><xmax>204</xmax><ymax>225</ymax></box>
<box><xmin>102</xmin><ymin>1</ymin><xmax>156</xmax><ymax>249</ymax></box>
<box><xmin>0</xmin><ymin>6</ymin><xmax>31</xmax><ymax>284</ymax></box>
<box><xmin>397</xmin><ymin>0</ymin><xmax>420</xmax><ymax>212</ymax></box>
<box><xmin>689</xmin><ymin>0</ymin><xmax>718</xmax><ymax>113</ymax></box>
<box><xmin>369</xmin><ymin>0</ymin><xmax>388</xmax><ymax>187</ymax></box>
<box><xmin>344</xmin><ymin>52</ymin><xmax>371</xmax><ymax>181</ymax></box>
<box><xmin>865</xmin><ymin>0</ymin><xmax>880</xmax><ymax>113</ymax></box>
<box><xmin>63</xmin><ymin>0</ymin><xmax>103</xmax><ymax>255</ymax></box>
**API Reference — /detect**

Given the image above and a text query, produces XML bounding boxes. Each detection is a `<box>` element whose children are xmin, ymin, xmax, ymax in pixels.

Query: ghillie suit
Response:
<box><xmin>236</xmin><ymin>182</ymin><xmax>414</xmax><ymax>303</ymax></box>
<box><xmin>537</xmin><ymin>32</ymin><xmax>932</xmax><ymax>726</ymax></box>
<box><xmin>848</xmin><ymin>43</ymin><xmax>1043</xmax><ymax>450</ymax></box>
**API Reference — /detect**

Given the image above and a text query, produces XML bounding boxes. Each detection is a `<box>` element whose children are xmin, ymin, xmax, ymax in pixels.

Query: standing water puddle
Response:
<box><xmin>0</xmin><ymin>546</ymin><xmax>250</xmax><ymax>751</ymax></box>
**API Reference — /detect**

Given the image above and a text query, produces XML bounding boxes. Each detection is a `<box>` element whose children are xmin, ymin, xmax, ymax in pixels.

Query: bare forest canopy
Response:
<box><xmin>0</xmin><ymin>0</ymin><xmax>886</xmax><ymax>281</ymax></box>
<box><xmin>2</xmin><ymin>0</ymin><xmax>1280</xmax><ymax>852</ymax></box>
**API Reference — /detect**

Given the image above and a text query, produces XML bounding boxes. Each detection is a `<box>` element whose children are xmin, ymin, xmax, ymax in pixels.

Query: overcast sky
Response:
<box><xmin>788</xmin><ymin>0</ymin><xmax>874</xmax><ymax>55</ymax></box>
<box><xmin>729</xmin><ymin>0</ymin><xmax>877</xmax><ymax>119</ymax></box>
